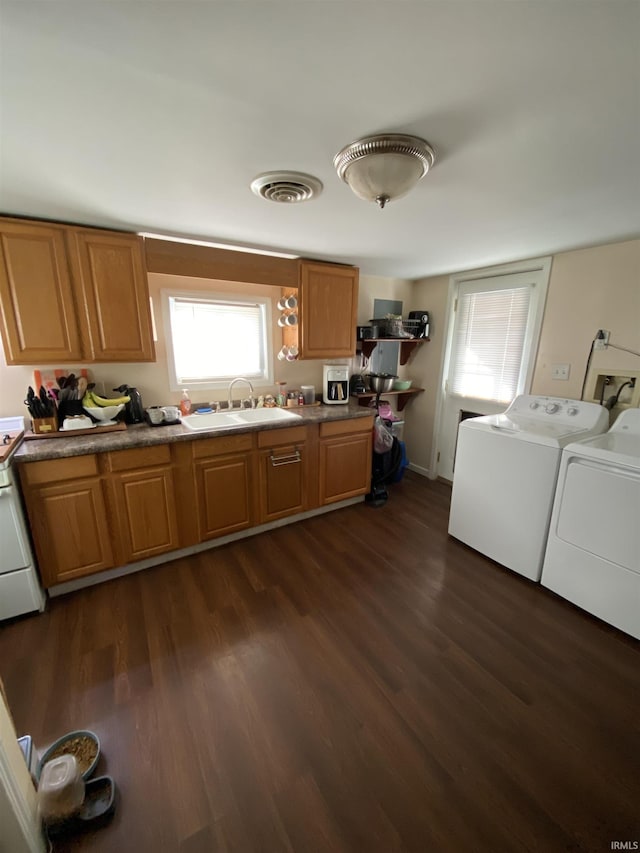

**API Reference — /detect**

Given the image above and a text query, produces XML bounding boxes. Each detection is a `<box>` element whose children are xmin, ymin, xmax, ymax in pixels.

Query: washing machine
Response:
<box><xmin>541</xmin><ymin>408</ymin><xmax>640</xmax><ymax>639</ymax></box>
<box><xmin>448</xmin><ymin>395</ymin><xmax>609</xmax><ymax>581</ymax></box>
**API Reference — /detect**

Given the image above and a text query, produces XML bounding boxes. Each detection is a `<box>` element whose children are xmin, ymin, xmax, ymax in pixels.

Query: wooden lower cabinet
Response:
<box><xmin>18</xmin><ymin>418</ymin><xmax>372</xmax><ymax>588</ymax></box>
<box><xmin>19</xmin><ymin>456</ymin><xmax>114</xmax><ymax>588</ymax></box>
<box><xmin>192</xmin><ymin>434</ymin><xmax>255</xmax><ymax>540</ymax></box>
<box><xmin>109</xmin><ymin>466</ymin><xmax>179</xmax><ymax>563</ymax></box>
<box><xmin>257</xmin><ymin>425</ymin><xmax>310</xmax><ymax>522</ymax></box>
<box><xmin>105</xmin><ymin>446</ymin><xmax>179</xmax><ymax>563</ymax></box>
<box><xmin>319</xmin><ymin>417</ymin><xmax>373</xmax><ymax>505</ymax></box>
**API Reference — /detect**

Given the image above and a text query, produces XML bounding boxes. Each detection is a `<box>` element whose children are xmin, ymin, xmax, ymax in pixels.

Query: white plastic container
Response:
<box><xmin>301</xmin><ymin>385</ymin><xmax>315</xmax><ymax>405</ymax></box>
<box><xmin>38</xmin><ymin>754</ymin><xmax>85</xmax><ymax>823</ymax></box>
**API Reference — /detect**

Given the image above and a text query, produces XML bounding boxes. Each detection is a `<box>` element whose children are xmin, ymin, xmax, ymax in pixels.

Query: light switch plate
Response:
<box><xmin>551</xmin><ymin>363</ymin><xmax>570</xmax><ymax>380</ymax></box>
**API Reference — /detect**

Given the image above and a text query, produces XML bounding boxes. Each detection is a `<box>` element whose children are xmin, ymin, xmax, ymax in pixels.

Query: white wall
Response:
<box><xmin>403</xmin><ymin>238</ymin><xmax>640</xmax><ymax>477</ymax></box>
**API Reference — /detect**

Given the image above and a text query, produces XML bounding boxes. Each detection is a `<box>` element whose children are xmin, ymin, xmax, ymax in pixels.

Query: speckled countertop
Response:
<box><xmin>14</xmin><ymin>402</ymin><xmax>374</xmax><ymax>463</ymax></box>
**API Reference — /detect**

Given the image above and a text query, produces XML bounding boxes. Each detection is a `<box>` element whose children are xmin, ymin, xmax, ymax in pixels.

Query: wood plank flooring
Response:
<box><xmin>1</xmin><ymin>472</ymin><xmax>638</xmax><ymax>852</ymax></box>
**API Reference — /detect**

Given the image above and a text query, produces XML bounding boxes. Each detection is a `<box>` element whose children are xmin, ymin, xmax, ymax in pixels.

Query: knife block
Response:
<box><xmin>32</xmin><ymin>416</ymin><xmax>58</xmax><ymax>435</ymax></box>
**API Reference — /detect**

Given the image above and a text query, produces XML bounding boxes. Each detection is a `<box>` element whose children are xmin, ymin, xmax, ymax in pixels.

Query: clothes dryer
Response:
<box><xmin>541</xmin><ymin>408</ymin><xmax>640</xmax><ymax>639</ymax></box>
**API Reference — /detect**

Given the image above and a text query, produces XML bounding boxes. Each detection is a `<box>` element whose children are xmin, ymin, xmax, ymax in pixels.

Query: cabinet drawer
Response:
<box><xmin>319</xmin><ymin>417</ymin><xmax>373</xmax><ymax>439</ymax></box>
<box><xmin>257</xmin><ymin>425</ymin><xmax>307</xmax><ymax>448</ymax></box>
<box><xmin>20</xmin><ymin>455</ymin><xmax>99</xmax><ymax>486</ymax></box>
<box><xmin>107</xmin><ymin>444</ymin><xmax>171</xmax><ymax>471</ymax></box>
<box><xmin>192</xmin><ymin>433</ymin><xmax>254</xmax><ymax>459</ymax></box>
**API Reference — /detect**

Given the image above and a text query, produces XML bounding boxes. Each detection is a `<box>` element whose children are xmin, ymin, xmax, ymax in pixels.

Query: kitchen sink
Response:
<box><xmin>180</xmin><ymin>407</ymin><xmax>302</xmax><ymax>431</ymax></box>
<box><xmin>234</xmin><ymin>408</ymin><xmax>301</xmax><ymax>424</ymax></box>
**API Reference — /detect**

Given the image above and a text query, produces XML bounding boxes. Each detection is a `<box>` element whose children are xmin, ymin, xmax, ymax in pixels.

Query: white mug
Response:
<box><xmin>162</xmin><ymin>406</ymin><xmax>180</xmax><ymax>421</ymax></box>
<box><xmin>277</xmin><ymin>295</ymin><xmax>297</xmax><ymax>311</ymax></box>
<box><xmin>147</xmin><ymin>406</ymin><xmax>164</xmax><ymax>424</ymax></box>
<box><xmin>283</xmin><ymin>313</ymin><xmax>298</xmax><ymax>326</ymax></box>
<box><xmin>286</xmin><ymin>345</ymin><xmax>299</xmax><ymax>361</ymax></box>
<box><xmin>277</xmin><ymin>346</ymin><xmax>289</xmax><ymax>361</ymax></box>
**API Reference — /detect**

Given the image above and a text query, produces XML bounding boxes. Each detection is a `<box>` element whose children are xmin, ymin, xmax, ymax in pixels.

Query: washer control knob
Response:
<box><xmin>529</xmin><ymin>401</ymin><xmax>539</xmax><ymax>410</ymax></box>
<box><xmin>567</xmin><ymin>406</ymin><xmax>579</xmax><ymax>416</ymax></box>
<box><xmin>545</xmin><ymin>403</ymin><xmax>560</xmax><ymax>414</ymax></box>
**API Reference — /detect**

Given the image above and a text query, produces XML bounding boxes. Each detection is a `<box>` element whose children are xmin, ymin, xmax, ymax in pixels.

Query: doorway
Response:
<box><xmin>434</xmin><ymin>257</ymin><xmax>551</xmax><ymax>481</ymax></box>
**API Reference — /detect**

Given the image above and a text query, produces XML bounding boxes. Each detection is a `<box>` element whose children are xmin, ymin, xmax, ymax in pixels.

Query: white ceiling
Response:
<box><xmin>1</xmin><ymin>1</ymin><xmax>639</xmax><ymax>278</ymax></box>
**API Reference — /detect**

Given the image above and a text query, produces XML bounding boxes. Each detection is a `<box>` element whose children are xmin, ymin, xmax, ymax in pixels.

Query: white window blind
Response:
<box><xmin>450</xmin><ymin>285</ymin><xmax>531</xmax><ymax>403</ymax></box>
<box><xmin>168</xmin><ymin>295</ymin><xmax>267</xmax><ymax>385</ymax></box>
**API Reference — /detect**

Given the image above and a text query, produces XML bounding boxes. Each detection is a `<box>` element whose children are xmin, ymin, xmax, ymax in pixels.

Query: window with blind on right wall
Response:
<box><xmin>449</xmin><ymin>283</ymin><xmax>532</xmax><ymax>404</ymax></box>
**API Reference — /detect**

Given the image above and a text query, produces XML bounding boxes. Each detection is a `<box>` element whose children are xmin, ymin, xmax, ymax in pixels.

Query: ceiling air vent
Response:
<box><xmin>250</xmin><ymin>172</ymin><xmax>323</xmax><ymax>203</ymax></box>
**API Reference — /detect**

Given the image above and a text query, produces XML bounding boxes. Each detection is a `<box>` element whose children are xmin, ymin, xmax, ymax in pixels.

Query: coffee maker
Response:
<box><xmin>323</xmin><ymin>365</ymin><xmax>349</xmax><ymax>404</ymax></box>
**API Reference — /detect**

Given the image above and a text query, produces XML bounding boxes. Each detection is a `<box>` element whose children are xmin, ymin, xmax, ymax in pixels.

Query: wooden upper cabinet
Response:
<box><xmin>298</xmin><ymin>261</ymin><xmax>358</xmax><ymax>359</ymax></box>
<box><xmin>68</xmin><ymin>230</ymin><xmax>155</xmax><ymax>362</ymax></box>
<box><xmin>0</xmin><ymin>217</ymin><xmax>155</xmax><ymax>364</ymax></box>
<box><xmin>0</xmin><ymin>220</ymin><xmax>83</xmax><ymax>364</ymax></box>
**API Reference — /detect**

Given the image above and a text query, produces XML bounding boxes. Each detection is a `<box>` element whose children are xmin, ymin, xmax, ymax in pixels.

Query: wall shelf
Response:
<box><xmin>357</xmin><ymin>337</ymin><xmax>429</xmax><ymax>365</ymax></box>
<box><xmin>352</xmin><ymin>387</ymin><xmax>424</xmax><ymax>411</ymax></box>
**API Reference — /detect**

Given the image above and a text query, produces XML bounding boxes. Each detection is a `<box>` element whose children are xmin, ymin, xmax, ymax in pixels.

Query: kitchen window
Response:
<box><xmin>162</xmin><ymin>291</ymin><xmax>273</xmax><ymax>391</ymax></box>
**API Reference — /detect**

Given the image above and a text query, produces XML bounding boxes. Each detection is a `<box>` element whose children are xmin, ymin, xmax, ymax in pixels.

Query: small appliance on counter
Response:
<box><xmin>113</xmin><ymin>385</ymin><xmax>145</xmax><ymax>423</ymax></box>
<box><xmin>350</xmin><ymin>374</ymin><xmax>367</xmax><ymax>395</ymax></box>
<box><xmin>407</xmin><ymin>310</ymin><xmax>429</xmax><ymax>338</ymax></box>
<box><xmin>323</xmin><ymin>364</ymin><xmax>349</xmax><ymax>404</ymax></box>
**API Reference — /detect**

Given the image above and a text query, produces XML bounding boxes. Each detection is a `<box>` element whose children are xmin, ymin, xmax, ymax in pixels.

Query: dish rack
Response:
<box><xmin>370</xmin><ymin>318</ymin><xmax>421</xmax><ymax>338</ymax></box>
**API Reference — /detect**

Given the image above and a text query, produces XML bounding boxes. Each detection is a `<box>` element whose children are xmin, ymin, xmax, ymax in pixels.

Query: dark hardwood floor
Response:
<box><xmin>1</xmin><ymin>472</ymin><xmax>638</xmax><ymax>852</ymax></box>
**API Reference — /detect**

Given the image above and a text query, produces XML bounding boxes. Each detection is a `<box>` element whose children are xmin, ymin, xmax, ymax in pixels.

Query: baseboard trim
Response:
<box><xmin>407</xmin><ymin>462</ymin><xmax>432</xmax><ymax>478</ymax></box>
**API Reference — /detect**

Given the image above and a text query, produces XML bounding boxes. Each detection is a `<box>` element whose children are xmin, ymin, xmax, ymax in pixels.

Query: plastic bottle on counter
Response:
<box><xmin>180</xmin><ymin>389</ymin><xmax>192</xmax><ymax>416</ymax></box>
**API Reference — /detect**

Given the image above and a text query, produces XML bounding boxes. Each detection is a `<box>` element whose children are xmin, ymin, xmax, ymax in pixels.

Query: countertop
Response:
<box><xmin>14</xmin><ymin>402</ymin><xmax>374</xmax><ymax>463</ymax></box>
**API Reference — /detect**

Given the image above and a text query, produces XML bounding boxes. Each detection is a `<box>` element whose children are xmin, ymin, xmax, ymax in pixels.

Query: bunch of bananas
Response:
<box><xmin>82</xmin><ymin>389</ymin><xmax>130</xmax><ymax>408</ymax></box>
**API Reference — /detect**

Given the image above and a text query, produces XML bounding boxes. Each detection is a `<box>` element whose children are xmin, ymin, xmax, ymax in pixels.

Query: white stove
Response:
<box><xmin>0</xmin><ymin>418</ymin><xmax>45</xmax><ymax>620</ymax></box>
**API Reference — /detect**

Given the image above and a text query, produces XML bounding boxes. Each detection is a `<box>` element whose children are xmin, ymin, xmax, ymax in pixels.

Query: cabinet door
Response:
<box><xmin>298</xmin><ymin>262</ymin><xmax>358</xmax><ymax>358</ymax></box>
<box><xmin>319</xmin><ymin>427</ymin><xmax>372</xmax><ymax>505</ymax></box>
<box><xmin>195</xmin><ymin>453</ymin><xmax>253</xmax><ymax>540</ymax></box>
<box><xmin>0</xmin><ymin>220</ymin><xmax>83</xmax><ymax>364</ymax></box>
<box><xmin>257</xmin><ymin>442</ymin><xmax>307</xmax><ymax>522</ymax></box>
<box><xmin>69</xmin><ymin>230</ymin><xmax>155</xmax><ymax>362</ymax></box>
<box><xmin>27</xmin><ymin>479</ymin><xmax>114</xmax><ymax>587</ymax></box>
<box><xmin>111</xmin><ymin>466</ymin><xmax>179</xmax><ymax>563</ymax></box>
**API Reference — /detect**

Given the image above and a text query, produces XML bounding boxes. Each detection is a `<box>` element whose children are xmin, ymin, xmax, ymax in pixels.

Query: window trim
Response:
<box><xmin>161</xmin><ymin>288</ymin><xmax>274</xmax><ymax>393</ymax></box>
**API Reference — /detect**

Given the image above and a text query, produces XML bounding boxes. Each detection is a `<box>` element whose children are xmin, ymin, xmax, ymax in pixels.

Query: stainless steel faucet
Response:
<box><xmin>227</xmin><ymin>377</ymin><xmax>255</xmax><ymax>410</ymax></box>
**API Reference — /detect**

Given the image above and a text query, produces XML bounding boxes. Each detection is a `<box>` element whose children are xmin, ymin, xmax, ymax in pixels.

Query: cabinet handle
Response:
<box><xmin>270</xmin><ymin>449</ymin><xmax>301</xmax><ymax>467</ymax></box>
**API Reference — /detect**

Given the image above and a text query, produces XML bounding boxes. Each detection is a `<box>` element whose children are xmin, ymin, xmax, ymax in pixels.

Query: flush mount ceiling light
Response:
<box><xmin>333</xmin><ymin>133</ymin><xmax>435</xmax><ymax>209</ymax></box>
<box><xmin>250</xmin><ymin>171</ymin><xmax>323</xmax><ymax>204</ymax></box>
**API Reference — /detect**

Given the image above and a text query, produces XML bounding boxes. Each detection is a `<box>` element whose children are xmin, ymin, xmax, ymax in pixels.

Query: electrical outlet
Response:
<box><xmin>551</xmin><ymin>363</ymin><xmax>570</xmax><ymax>380</ymax></box>
<box><xmin>594</xmin><ymin>330</ymin><xmax>610</xmax><ymax>350</ymax></box>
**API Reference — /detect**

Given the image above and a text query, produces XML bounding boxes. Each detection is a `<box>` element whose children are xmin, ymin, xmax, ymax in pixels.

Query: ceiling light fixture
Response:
<box><xmin>333</xmin><ymin>133</ymin><xmax>435</xmax><ymax>209</ymax></box>
<box><xmin>250</xmin><ymin>171</ymin><xmax>323</xmax><ymax>204</ymax></box>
